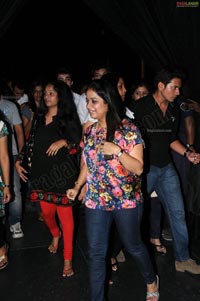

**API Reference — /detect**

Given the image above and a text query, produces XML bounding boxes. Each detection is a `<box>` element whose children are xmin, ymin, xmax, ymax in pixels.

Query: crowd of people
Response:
<box><xmin>0</xmin><ymin>64</ymin><xmax>200</xmax><ymax>301</ymax></box>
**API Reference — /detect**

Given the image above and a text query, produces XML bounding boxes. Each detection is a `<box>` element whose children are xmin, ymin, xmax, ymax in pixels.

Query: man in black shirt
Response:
<box><xmin>134</xmin><ymin>67</ymin><xmax>200</xmax><ymax>274</ymax></box>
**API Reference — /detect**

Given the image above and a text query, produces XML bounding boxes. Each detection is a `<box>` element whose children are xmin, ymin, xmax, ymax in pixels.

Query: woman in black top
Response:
<box><xmin>16</xmin><ymin>80</ymin><xmax>82</xmax><ymax>277</ymax></box>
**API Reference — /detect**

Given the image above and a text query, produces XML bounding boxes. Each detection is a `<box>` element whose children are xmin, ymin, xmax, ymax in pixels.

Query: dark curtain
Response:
<box><xmin>0</xmin><ymin>0</ymin><xmax>200</xmax><ymax>96</ymax></box>
<box><xmin>83</xmin><ymin>0</ymin><xmax>200</xmax><ymax>98</ymax></box>
<box><xmin>0</xmin><ymin>0</ymin><xmax>28</xmax><ymax>38</ymax></box>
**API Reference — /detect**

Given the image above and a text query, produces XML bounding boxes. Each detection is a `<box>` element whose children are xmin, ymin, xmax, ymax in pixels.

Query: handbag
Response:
<box><xmin>18</xmin><ymin>118</ymin><xmax>38</xmax><ymax>178</ymax></box>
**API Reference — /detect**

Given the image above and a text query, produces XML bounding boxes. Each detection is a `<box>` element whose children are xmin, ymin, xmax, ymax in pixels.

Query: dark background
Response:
<box><xmin>1</xmin><ymin>0</ymin><xmax>200</xmax><ymax>98</ymax></box>
<box><xmin>0</xmin><ymin>0</ymin><xmax>145</xmax><ymax>91</ymax></box>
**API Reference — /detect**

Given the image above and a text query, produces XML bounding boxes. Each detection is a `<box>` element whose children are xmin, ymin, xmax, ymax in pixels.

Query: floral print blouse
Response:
<box><xmin>83</xmin><ymin>118</ymin><xmax>144</xmax><ymax>211</ymax></box>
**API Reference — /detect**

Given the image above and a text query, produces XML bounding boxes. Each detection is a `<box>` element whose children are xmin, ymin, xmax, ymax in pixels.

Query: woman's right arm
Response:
<box><xmin>0</xmin><ymin>135</ymin><xmax>11</xmax><ymax>203</ymax></box>
<box><xmin>66</xmin><ymin>159</ymin><xmax>88</xmax><ymax>200</ymax></box>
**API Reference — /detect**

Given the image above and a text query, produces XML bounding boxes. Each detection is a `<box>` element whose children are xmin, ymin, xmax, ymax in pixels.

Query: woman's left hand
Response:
<box><xmin>99</xmin><ymin>141</ymin><xmax>120</xmax><ymax>156</ymax></box>
<box><xmin>46</xmin><ymin>139</ymin><xmax>67</xmax><ymax>156</ymax></box>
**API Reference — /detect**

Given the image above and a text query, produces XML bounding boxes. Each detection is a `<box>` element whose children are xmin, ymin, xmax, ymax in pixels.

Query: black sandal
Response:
<box><xmin>111</xmin><ymin>257</ymin><xmax>118</xmax><ymax>272</ymax></box>
<box><xmin>150</xmin><ymin>239</ymin><xmax>167</xmax><ymax>255</ymax></box>
<box><xmin>151</xmin><ymin>243</ymin><xmax>167</xmax><ymax>255</ymax></box>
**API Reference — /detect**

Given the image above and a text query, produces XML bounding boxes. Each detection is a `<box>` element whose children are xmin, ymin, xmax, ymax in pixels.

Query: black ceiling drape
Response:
<box><xmin>0</xmin><ymin>0</ymin><xmax>29</xmax><ymax>38</ymax></box>
<box><xmin>0</xmin><ymin>0</ymin><xmax>200</xmax><ymax>97</ymax></box>
<box><xmin>83</xmin><ymin>0</ymin><xmax>200</xmax><ymax>98</ymax></box>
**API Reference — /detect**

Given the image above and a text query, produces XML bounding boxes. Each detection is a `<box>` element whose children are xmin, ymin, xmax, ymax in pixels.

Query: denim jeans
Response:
<box><xmin>110</xmin><ymin>223</ymin><xmax>123</xmax><ymax>258</ymax></box>
<box><xmin>171</xmin><ymin>150</ymin><xmax>190</xmax><ymax>200</ymax></box>
<box><xmin>146</xmin><ymin>163</ymin><xmax>190</xmax><ymax>261</ymax></box>
<box><xmin>8</xmin><ymin>155</ymin><xmax>23</xmax><ymax>225</ymax></box>
<box><xmin>85</xmin><ymin>205</ymin><xmax>156</xmax><ymax>301</ymax></box>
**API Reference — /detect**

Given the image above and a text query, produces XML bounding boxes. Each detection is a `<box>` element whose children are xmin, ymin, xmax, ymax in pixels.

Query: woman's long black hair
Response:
<box><xmin>28</xmin><ymin>80</ymin><xmax>44</xmax><ymax>114</ymax></box>
<box><xmin>41</xmin><ymin>80</ymin><xmax>82</xmax><ymax>144</ymax></box>
<box><xmin>86</xmin><ymin>79</ymin><xmax>126</xmax><ymax>142</ymax></box>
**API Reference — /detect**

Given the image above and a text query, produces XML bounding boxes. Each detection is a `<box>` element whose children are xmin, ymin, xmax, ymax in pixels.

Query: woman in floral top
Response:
<box><xmin>0</xmin><ymin>111</ymin><xmax>11</xmax><ymax>270</ymax></box>
<box><xmin>67</xmin><ymin>79</ymin><xmax>159</xmax><ymax>301</ymax></box>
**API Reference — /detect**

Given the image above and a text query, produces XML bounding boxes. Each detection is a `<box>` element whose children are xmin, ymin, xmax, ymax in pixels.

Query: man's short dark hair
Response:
<box><xmin>154</xmin><ymin>67</ymin><xmax>186</xmax><ymax>88</ymax></box>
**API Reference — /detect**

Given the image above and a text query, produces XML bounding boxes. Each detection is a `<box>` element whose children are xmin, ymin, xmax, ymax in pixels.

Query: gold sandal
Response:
<box><xmin>146</xmin><ymin>275</ymin><xmax>159</xmax><ymax>301</ymax></box>
<box><xmin>0</xmin><ymin>244</ymin><xmax>8</xmax><ymax>270</ymax></box>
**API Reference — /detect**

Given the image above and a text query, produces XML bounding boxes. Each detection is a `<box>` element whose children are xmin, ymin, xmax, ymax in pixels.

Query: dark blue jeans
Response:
<box><xmin>146</xmin><ymin>163</ymin><xmax>190</xmax><ymax>261</ymax></box>
<box><xmin>8</xmin><ymin>155</ymin><xmax>23</xmax><ymax>226</ymax></box>
<box><xmin>85</xmin><ymin>205</ymin><xmax>156</xmax><ymax>301</ymax></box>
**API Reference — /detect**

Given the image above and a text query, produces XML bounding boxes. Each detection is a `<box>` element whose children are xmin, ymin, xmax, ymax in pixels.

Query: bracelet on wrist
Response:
<box><xmin>3</xmin><ymin>184</ymin><xmax>10</xmax><ymax>188</ymax></box>
<box><xmin>116</xmin><ymin>149</ymin><xmax>124</xmax><ymax>158</ymax></box>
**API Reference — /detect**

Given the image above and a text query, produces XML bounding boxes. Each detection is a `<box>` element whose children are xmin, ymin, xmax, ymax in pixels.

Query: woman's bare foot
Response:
<box><xmin>0</xmin><ymin>244</ymin><xmax>8</xmax><ymax>270</ymax></box>
<box><xmin>48</xmin><ymin>236</ymin><xmax>59</xmax><ymax>254</ymax></box>
<box><xmin>37</xmin><ymin>212</ymin><xmax>44</xmax><ymax>222</ymax></box>
<box><xmin>146</xmin><ymin>275</ymin><xmax>159</xmax><ymax>301</ymax></box>
<box><xmin>62</xmin><ymin>260</ymin><xmax>74</xmax><ymax>277</ymax></box>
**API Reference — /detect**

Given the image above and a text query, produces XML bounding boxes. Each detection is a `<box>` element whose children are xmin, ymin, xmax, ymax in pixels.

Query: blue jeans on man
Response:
<box><xmin>8</xmin><ymin>155</ymin><xmax>24</xmax><ymax>239</ymax></box>
<box><xmin>146</xmin><ymin>163</ymin><xmax>189</xmax><ymax>261</ymax></box>
<box><xmin>9</xmin><ymin>157</ymin><xmax>23</xmax><ymax>225</ymax></box>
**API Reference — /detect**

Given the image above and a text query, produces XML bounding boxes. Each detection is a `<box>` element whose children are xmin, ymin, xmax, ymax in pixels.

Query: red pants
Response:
<box><xmin>40</xmin><ymin>201</ymin><xmax>74</xmax><ymax>260</ymax></box>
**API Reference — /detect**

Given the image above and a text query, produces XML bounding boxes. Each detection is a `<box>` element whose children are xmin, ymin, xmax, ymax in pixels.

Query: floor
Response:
<box><xmin>0</xmin><ymin>203</ymin><xmax>200</xmax><ymax>301</ymax></box>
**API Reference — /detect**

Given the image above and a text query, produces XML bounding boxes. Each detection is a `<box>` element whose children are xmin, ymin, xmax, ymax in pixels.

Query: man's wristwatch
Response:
<box><xmin>186</xmin><ymin>143</ymin><xmax>194</xmax><ymax>148</ymax></box>
<box><xmin>3</xmin><ymin>184</ymin><xmax>10</xmax><ymax>188</ymax></box>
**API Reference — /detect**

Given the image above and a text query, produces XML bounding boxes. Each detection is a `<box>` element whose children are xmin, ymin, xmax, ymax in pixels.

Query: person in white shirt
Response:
<box><xmin>0</xmin><ymin>83</ymin><xmax>25</xmax><ymax>239</ymax></box>
<box><xmin>56</xmin><ymin>67</ymin><xmax>80</xmax><ymax>108</ymax></box>
<box><xmin>77</xmin><ymin>64</ymin><xmax>109</xmax><ymax>127</ymax></box>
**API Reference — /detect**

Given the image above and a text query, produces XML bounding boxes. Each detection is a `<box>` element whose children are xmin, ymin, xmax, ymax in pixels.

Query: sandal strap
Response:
<box><xmin>146</xmin><ymin>275</ymin><xmax>159</xmax><ymax>300</ymax></box>
<box><xmin>0</xmin><ymin>243</ymin><xmax>8</xmax><ymax>261</ymax></box>
<box><xmin>146</xmin><ymin>291</ymin><xmax>159</xmax><ymax>298</ymax></box>
<box><xmin>0</xmin><ymin>254</ymin><xmax>8</xmax><ymax>270</ymax></box>
<box><xmin>63</xmin><ymin>266</ymin><xmax>74</xmax><ymax>277</ymax></box>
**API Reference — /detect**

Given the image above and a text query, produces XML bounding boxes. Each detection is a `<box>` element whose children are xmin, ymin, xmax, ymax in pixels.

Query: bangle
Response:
<box><xmin>74</xmin><ymin>181</ymin><xmax>81</xmax><ymax>187</ymax></box>
<box><xmin>183</xmin><ymin>149</ymin><xmax>190</xmax><ymax>157</ymax></box>
<box><xmin>116</xmin><ymin>149</ymin><xmax>123</xmax><ymax>158</ymax></box>
<box><xmin>3</xmin><ymin>184</ymin><xmax>10</xmax><ymax>188</ymax></box>
<box><xmin>186</xmin><ymin>144</ymin><xmax>194</xmax><ymax>148</ymax></box>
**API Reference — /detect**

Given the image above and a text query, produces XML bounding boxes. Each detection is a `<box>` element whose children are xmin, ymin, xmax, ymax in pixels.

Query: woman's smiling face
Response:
<box><xmin>86</xmin><ymin>89</ymin><xmax>108</xmax><ymax>122</ymax></box>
